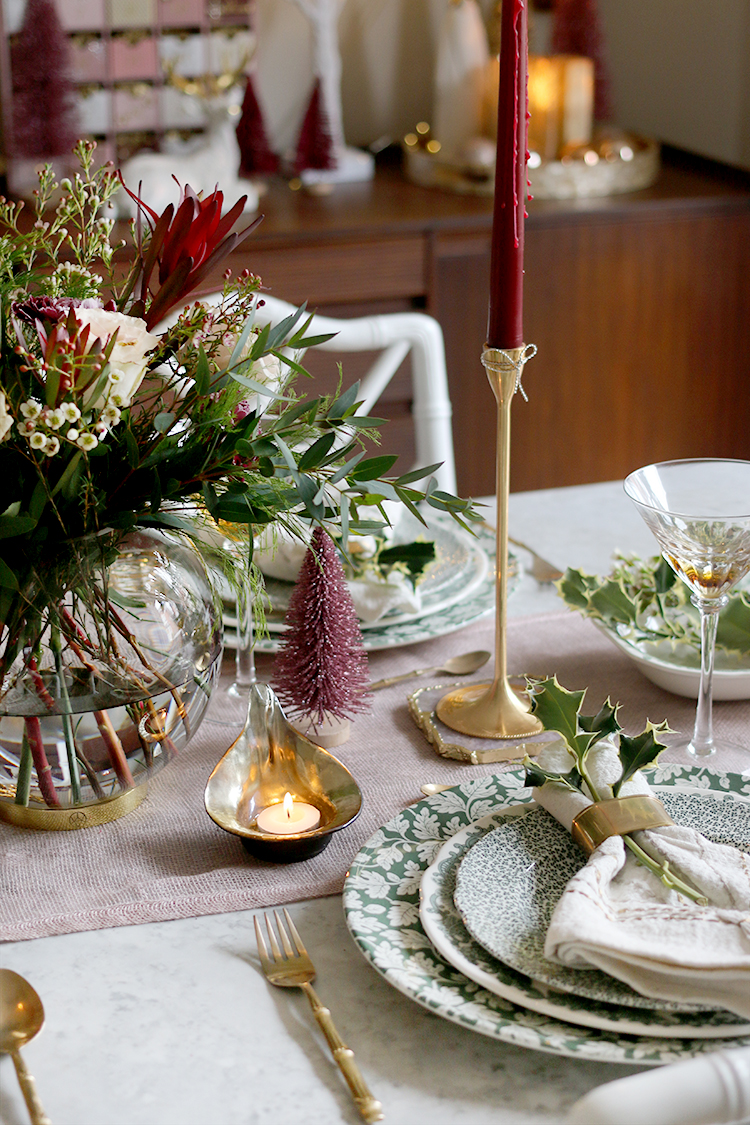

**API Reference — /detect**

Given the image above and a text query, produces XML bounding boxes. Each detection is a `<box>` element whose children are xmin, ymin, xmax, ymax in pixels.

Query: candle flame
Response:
<box><xmin>283</xmin><ymin>792</ymin><xmax>294</xmax><ymax>819</ymax></box>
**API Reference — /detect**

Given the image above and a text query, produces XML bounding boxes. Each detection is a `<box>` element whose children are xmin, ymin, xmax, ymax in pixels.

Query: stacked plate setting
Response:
<box><xmin>223</xmin><ymin>514</ymin><xmax>505</xmax><ymax>652</ymax></box>
<box><xmin>343</xmin><ymin>765</ymin><xmax>750</xmax><ymax>1064</ymax></box>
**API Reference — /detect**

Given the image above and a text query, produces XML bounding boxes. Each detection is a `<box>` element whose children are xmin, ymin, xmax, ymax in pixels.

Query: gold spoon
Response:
<box><xmin>368</xmin><ymin>649</ymin><xmax>491</xmax><ymax>691</ymax></box>
<box><xmin>0</xmin><ymin>969</ymin><xmax>51</xmax><ymax>1125</ymax></box>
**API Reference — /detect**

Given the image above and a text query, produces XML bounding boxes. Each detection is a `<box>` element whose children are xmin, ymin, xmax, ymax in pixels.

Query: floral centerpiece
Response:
<box><xmin>0</xmin><ymin>142</ymin><xmax>475</xmax><ymax>822</ymax></box>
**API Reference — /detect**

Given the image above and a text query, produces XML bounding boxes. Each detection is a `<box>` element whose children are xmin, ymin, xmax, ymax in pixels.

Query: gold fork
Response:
<box><xmin>254</xmin><ymin>909</ymin><xmax>384</xmax><ymax>1123</ymax></box>
<box><xmin>508</xmin><ymin>536</ymin><xmax>564</xmax><ymax>584</ymax></box>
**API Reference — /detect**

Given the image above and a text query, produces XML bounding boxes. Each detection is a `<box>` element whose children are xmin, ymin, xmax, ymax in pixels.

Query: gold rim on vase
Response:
<box><xmin>0</xmin><ymin>785</ymin><xmax>147</xmax><ymax>830</ymax></box>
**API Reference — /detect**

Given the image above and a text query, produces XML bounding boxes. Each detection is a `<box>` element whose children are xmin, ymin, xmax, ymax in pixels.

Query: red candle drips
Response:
<box><xmin>487</xmin><ymin>0</ymin><xmax>529</xmax><ymax>351</ymax></box>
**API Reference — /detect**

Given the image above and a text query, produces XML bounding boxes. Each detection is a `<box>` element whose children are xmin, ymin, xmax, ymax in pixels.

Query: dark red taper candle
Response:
<box><xmin>487</xmin><ymin>0</ymin><xmax>529</xmax><ymax>350</ymax></box>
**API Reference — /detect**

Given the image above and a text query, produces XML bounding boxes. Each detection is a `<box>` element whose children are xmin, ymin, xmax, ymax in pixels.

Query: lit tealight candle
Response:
<box><xmin>256</xmin><ymin>792</ymin><xmax>321</xmax><ymax>835</ymax></box>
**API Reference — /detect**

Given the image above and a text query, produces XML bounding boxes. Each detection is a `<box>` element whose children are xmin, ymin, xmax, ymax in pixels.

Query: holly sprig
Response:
<box><xmin>524</xmin><ymin>677</ymin><xmax>707</xmax><ymax>904</ymax></box>
<box><xmin>557</xmin><ymin>555</ymin><xmax>750</xmax><ymax>659</ymax></box>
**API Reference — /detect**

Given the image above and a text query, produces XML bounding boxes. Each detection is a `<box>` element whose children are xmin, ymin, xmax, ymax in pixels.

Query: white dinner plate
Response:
<box><xmin>344</xmin><ymin>765</ymin><xmax>750</xmax><ymax>1064</ymax></box>
<box><xmin>225</xmin><ymin>515</ymin><xmax>506</xmax><ymax>652</ymax></box>
<box><xmin>424</xmin><ymin>794</ymin><xmax>750</xmax><ymax>1038</ymax></box>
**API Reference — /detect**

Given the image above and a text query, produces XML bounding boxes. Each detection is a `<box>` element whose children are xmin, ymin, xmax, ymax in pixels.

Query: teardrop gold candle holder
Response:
<box><xmin>436</xmin><ymin>345</ymin><xmax>543</xmax><ymax>745</ymax></box>
<box><xmin>204</xmin><ymin>684</ymin><xmax>362</xmax><ymax>862</ymax></box>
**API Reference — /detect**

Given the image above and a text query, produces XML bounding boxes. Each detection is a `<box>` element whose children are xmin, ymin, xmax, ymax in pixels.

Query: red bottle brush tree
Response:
<box><xmin>273</xmin><ymin>528</ymin><xmax>370</xmax><ymax>724</ymax></box>
<box><xmin>552</xmin><ymin>0</ymin><xmax>613</xmax><ymax>123</ymax></box>
<box><xmin>10</xmin><ymin>0</ymin><xmax>79</xmax><ymax>158</ymax></box>
<box><xmin>236</xmin><ymin>74</ymin><xmax>279</xmax><ymax>177</ymax></box>
<box><xmin>294</xmin><ymin>78</ymin><xmax>335</xmax><ymax>173</ymax></box>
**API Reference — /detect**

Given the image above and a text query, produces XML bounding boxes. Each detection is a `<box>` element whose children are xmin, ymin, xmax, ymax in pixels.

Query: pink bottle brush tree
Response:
<box><xmin>273</xmin><ymin>527</ymin><xmax>370</xmax><ymax>742</ymax></box>
<box><xmin>236</xmin><ymin>73</ymin><xmax>279</xmax><ymax>177</ymax></box>
<box><xmin>10</xmin><ymin>0</ymin><xmax>78</xmax><ymax>159</ymax></box>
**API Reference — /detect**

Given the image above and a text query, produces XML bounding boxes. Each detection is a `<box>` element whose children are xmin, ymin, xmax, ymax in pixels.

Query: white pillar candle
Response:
<box><xmin>256</xmin><ymin>792</ymin><xmax>321</xmax><ymax>835</ymax></box>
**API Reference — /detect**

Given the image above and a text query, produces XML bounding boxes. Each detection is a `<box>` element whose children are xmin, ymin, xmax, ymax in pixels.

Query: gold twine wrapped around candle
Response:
<box><xmin>571</xmin><ymin>794</ymin><xmax>674</xmax><ymax>856</ymax></box>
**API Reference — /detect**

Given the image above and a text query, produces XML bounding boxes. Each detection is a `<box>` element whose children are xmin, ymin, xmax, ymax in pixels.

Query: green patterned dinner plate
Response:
<box><xmin>343</xmin><ymin>765</ymin><xmax>750</xmax><ymax>1064</ymax></box>
<box><xmin>234</xmin><ymin>516</ymin><xmax>504</xmax><ymax>652</ymax></box>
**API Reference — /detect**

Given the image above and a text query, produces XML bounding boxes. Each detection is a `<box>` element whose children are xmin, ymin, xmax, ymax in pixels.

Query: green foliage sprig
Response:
<box><xmin>558</xmin><ymin>555</ymin><xmax>750</xmax><ymax>659</ymax></box>
<box><xmin>523</xmin><ymin>677</ymin><xmax>706</xmax><ymax>904</ymax></box>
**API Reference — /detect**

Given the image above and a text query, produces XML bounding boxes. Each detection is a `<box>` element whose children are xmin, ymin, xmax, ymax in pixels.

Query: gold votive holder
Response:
<box><xmin>204</xmin><ymin>684</ymin><xmax>362</xmax><ymax>863</ymax></box>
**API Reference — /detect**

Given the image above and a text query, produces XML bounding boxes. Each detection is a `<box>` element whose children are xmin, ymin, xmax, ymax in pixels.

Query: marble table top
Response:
<box><xmin>0</xmin><ymin>480</ymin><xmax>661</xmax><ymax>1125</ymax></box>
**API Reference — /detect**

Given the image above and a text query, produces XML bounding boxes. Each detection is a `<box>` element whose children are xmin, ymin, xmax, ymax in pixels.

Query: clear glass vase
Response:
<box><xmin>0</xmin><ymin>528</ymin><xmax>222</xmax><ymax>828</ymax></box>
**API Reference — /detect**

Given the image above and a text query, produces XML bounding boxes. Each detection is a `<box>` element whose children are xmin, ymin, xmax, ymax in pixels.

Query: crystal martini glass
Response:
<box><xmin>624</xmin><ymin>459</ymin><xmax>750</xmax><ymax>764</ymax></box>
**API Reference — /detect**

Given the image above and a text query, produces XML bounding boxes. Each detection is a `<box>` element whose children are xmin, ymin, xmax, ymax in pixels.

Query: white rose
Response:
<box><xmin>212</xmin><ymin>327</ymin><xmax>283</xmax><ymax>394</ymax></box>
<box><xmin>0</xmin><ymin>391</ymin><xmax>12</xmax><ymax>441</ymax></box>
<box><xmin>73</xmin><ymin>309</ymin><xmax>160</xmax><ymax>410</ymax></box>
<box><xmin>249</xmin><ymin>352</ymin><xmax>284</xmax><ymax>393</ymax></box>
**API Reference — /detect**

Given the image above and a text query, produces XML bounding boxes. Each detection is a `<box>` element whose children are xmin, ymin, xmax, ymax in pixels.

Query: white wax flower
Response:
<box><xmin>29</xmin><ymin>431</ymin><xmax>46</xmax><ymax>450</ymax></box>
<box><xmin>61</xmin><ymin>402</ymin><xmax>81</xmax><ymax>423</ymax></box>
<box><xmin>76</xmin><ymin>432</ymin><xmax>98</xmax><ymax>451</ymax></box>
<box><xmin>46</xmin><ymin>408</ymin><xmax>65</xmax><ymax>430</ymax></box>
<box><xmin>20</xmin><ymin>399</ymin><xmax>42</xmax><ymax>420</ymax></box>
<box><xmin>73</xmin><ymin>309</ymin><xmax>160</xmax><ymax>409</ymax></box>
<box><xmin>45</xmin><ymin>435</ymin><xmax>60</xmax><ymax>456</ymax></box>
<box><xmin>0</xmin><ymin>391</ymin><xmax>12</xmax><ymax>441</ymax></box>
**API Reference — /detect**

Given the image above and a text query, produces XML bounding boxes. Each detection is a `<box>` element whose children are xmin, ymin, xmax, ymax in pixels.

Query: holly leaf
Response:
<box><xmin>377</xmin><ymin>540</ymin><xmax>436</xmax><ymax>579</ymax></box>
<box><xmin>524</xmin><ymin>761</ymin><xmax>583</xmax><ymax>794</ymax></box>
<box><xmin>528</xmin><ymin>676</ymin><xmax>586</xmax><ymax>759</ymax></box>
<box><xmin>654</xmin><ymin>556</ymin><xmax>677</xmax><ymax>594</ymax></box>
<box><xmin>716</xmin><ymin>594</ymin><xmax>750</xmax><ymax>655</ymax></box>
<box><xmin>556</xmin><ymin>567</ymin><xmax>599</xmax><ymax>611</ymax></box>
<box><xmin>612</xmin><ymin>721</ymin><xmax>672</xmax><ymax>796</ymax></box>
<box><xmin>578</xmin><ymin>698</ymin><xmax>621</xmax><ymax>748</ymax></box>
<box><xmin>587</xmin><ymin>578</ymin><xmax>638</xmax><ymax>627</ymax></box>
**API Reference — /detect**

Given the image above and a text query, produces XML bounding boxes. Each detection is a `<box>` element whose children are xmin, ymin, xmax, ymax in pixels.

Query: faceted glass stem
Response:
<box><xmin>227</xmin><ymin>569</ymin><xmax>256</xmax><ymax>699</ymax></box>
<box><xmin>688</xmin><ymin>595</ymin><xmax>727</xmax><ymax>758</ymax></box>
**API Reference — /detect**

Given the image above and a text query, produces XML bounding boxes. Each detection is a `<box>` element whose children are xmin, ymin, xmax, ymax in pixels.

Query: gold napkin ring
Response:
<box><xmin>571</xmin><ymin>795</ymin><xmax>674</xmax><ymax>855</ymax></box>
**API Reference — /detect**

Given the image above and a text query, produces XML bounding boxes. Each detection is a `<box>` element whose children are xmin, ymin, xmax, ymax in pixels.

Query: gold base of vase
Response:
<box><xmin>435</xmin><ymin>679</ymin><xmax>543</xmax><ymax>743</ymax></box>
<box><xmin>0</xmin><ymin>785</ymin><xmax>147</xmax><ymax>831</ymax></box>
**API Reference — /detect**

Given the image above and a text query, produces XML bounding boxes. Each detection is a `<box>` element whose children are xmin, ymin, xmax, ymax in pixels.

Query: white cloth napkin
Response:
<box><xmin>533</xmin><ymin>741</ymin><xmax>750</xmax><ymax>1018</ymax></box>
<box><xmin>567</xmin><ymin>1045</ymin><xmax>750</xmax><ymax>1125</ymax></box>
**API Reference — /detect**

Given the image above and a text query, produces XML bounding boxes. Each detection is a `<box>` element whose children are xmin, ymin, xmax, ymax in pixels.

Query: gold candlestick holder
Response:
<box><xmin>435</xmin><ymin>344</ymin><xmax>543</xmax><ymax>745</ymax></box>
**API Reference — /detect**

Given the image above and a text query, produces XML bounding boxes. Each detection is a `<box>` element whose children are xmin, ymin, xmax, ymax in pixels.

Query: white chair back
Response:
<box><xmin>254</xmin><ymin>296</ymin><xmax>456</xmax><ymax>494</ymax></box>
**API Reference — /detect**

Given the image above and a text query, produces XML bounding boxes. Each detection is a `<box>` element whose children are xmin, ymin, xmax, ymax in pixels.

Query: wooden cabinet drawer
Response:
<box><xmin>218</xmin><ymin>236</ymin><xmax>427</xmax><ymax>307</ymax></box>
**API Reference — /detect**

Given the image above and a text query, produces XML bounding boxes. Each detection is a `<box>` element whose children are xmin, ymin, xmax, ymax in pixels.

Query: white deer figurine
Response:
<box><xmin>113</xmin><ymin>65</ymin><xmax>260</xmax><ymax>220</ymax></box>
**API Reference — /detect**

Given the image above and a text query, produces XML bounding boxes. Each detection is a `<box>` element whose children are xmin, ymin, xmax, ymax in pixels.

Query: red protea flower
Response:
<box><xmin>120</xmin><ymin>179</ymin><xmax>262</xmax><ymax>330</ymax></box>
<box><xmin>11</xmin><ymin>296</ymin><xmax>107</xmax><ymax>326</ymax></box>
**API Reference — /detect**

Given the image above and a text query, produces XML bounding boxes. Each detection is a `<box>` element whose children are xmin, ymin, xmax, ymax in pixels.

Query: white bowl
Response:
<box><xmin>596</xmin><ymin>624</ymin><xmax>750</xmax><ymax>701</ymax></box>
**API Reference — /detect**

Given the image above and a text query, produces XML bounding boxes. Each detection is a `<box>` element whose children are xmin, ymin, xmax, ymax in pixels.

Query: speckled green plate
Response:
<box><xmin>432</xmin><ymin>793</ymin><xmax>750</xmax><ymax>1037</ymax></box>
<box><xmin>343</xmin><ymin>765</ymin><xmax>750</xmax><ymax>1064</ymax></box>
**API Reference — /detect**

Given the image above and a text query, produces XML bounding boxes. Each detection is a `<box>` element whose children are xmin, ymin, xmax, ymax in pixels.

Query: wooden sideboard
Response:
<box><xmin>185</xmin><ymin>148</ymin><xmax>750</xmax><ymax>497</ymax></box>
